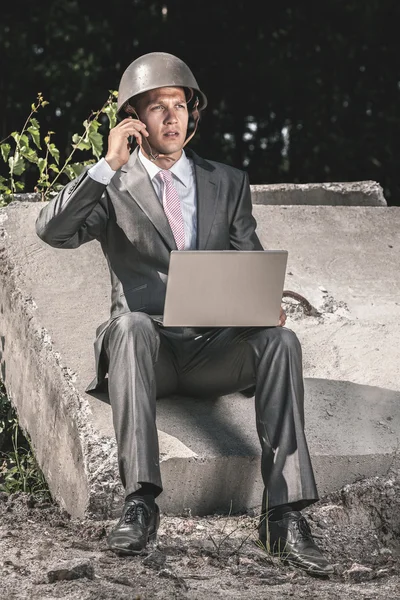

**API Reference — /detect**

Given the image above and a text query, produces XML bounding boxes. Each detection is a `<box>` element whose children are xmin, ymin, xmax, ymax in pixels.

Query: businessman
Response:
<box><xmin>36</xmin><ymin>52</ymin><xmax>333</xmax><ymax>576</ymax></box>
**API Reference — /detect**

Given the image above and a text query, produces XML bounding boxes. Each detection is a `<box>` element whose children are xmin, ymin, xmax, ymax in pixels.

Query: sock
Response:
<box><xmin>126</xmin><ymin>484</ymin><xmax>156</xmax><ymax>508</ymax></box>
<box><xmin>268</xmin><ymin>503</ymin><xmax>297</xmax><ymax>522</ymax></box>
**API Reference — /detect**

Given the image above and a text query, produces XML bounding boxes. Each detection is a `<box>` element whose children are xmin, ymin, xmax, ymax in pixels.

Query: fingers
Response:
<box><xmin>116</xmin><ymin>118</ymin><xmax>149</xmax><ymax>143</ymax></box>
<box><xmin>106</xmin><ymin>118</ymin><xmax>149</xmax><ymax>169</ymax></box>
<box><xmin>110</xmin><ymin>118</ymin><xmax>149</xmax><ymax>151</ymax></box>
<box><xmin>278</xmin><ymin>306</ymin><xmax>286</xmax><ymax>327</ymax></box>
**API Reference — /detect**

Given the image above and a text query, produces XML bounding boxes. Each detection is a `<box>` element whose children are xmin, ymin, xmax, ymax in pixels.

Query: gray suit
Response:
<box><xmin>36</xmin><ymin>147</ymin><xmax>318</xmax><ymax>508</ymax></box>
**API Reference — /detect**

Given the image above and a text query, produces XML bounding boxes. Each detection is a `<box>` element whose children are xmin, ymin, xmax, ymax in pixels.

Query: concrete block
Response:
<box><xmin>1</xmin><ymin>201</ymin><xmax>399</xmax><ymax>519</ymax></box>
<box><xmin>251</xmin><ymin>180</ymin><xmax>387</xmax><ymax>206</ymax></box>
<box><xmin>14</xmin><ymin>179</ymin><xmax>387</xmax><ymax>208</ymax></box>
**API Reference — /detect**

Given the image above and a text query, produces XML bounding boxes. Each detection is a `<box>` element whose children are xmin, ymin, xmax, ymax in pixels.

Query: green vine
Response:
<box><xmin>0</xmin><ymin>90</ymin><xmax>118</xmax><ymax>206</ymax></box>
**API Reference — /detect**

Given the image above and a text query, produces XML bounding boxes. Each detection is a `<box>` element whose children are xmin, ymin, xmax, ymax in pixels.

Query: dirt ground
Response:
<box><xmin>1</xmin><ymin>466</ymin><xmax>400</xmax><ymax>600</ymax></box>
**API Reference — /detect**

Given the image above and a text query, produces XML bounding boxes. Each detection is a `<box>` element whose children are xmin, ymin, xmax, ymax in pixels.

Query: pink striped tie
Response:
<box><xmin>159</xmin><ymin>169</ymin><xmax>186</xmax><ymax>250</ymax></box>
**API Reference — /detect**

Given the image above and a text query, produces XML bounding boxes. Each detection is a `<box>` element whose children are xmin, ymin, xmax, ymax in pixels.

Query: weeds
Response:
<box><xmin>0</xmin><ymin>381</ymin><xmax>51</xmax><ymax>500</ymax></box>
<box><xmin>255</xmin><ymin>493</ymin><xmax>292</xmax><ymax>567</ymax></box>
<box><xmin>207</xmin><ymin>501</ymin><xmax>262</xmax><ymax>559</ymax></box>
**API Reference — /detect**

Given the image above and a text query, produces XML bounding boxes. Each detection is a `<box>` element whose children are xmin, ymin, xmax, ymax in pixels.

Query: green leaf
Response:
<box><xmin>88</xmin><ymin>130</ymin><xmax>103</xmax><ymax>159</ymax></box>
<box><xmin>27</xmin><ymin>123</ymin><xmax>41</xmax><ymax>149</ymax></box>
<box><xmin>37</xmin><ymin>157</ymin><xmax>47</xmax><ymax>177</ymax></box>
<box><xmin>72</xmin><ymin>131</ymin><xmax>92</xmax><ymax>148</ymax></box>
<box><xmin>48</xmin><ymin>163</ymin><xmax>60</xmax><ymax>173</ymax></box>
<box><xmin>15</xmin><ymin>181</ymin><xmax>25</xmax><ymax>191</ymax></box>
<box><xmin>51</xmin><ymin>183</ymin><xmax>65</xmax><ymax>192</ymax></box>
<box><xmin>88</xmin><ymin>119</ymin><xmax>101</xmax><ymax>132</ymax></box>
<box><xmin>1</xmin><ymin>143</ymin><xmax>11</xmax><ymax>162</ymax></box>
<box><xmin>104</xmin><ymin>102</ymin><xmax>117</xmax><ymax>128</ymax></box>
<box><xmin>47</xmin><ymin>143</ymin><xmax>60</xmax><ymax>165</ymax></box>
<box><xmin>21</xmin><ymin>148</ymin><xmax>38</xmax><ymax>163</ymax></box>
<box><xmin>10</xmin><ymin>132</ymin><xmax>20</xmax><ymax>144</ymax></box>
<box><xmin>72</xmin><ymin>139</ymin><xmax>91</xmax><ymax>151</ymax></box>
<box><xmin>64</xmin><ymin>163</ymin><xmax>86</xmax><ymax>179</ymax></box>
<box><xmin>9</xmin><ymin>154</ymin><xmax>25</xmax><ymax>176</ymax></box>
<box><xmin>37</xmin><ymin>180</ymin><xmax>51</xmax><ymax>188</ymax></box>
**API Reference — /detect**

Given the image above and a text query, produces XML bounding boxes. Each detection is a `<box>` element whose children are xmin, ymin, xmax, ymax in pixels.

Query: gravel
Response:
<box><xmin>1</xmin><ymin>465</ymin><xmax>400</xmax><ymax>599</ymax></box>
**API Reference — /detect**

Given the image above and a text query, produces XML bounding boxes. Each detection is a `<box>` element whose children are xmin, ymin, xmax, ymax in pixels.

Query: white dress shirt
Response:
<box><xmin>88</xmin><ymin>150</ymin><xmax>198</xmax><ymax>249</ymax></box>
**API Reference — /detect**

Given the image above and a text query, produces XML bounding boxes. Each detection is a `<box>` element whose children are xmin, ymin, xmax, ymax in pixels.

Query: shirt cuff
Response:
<box><xmin>88</xmin><ymin>158</ymin><xmax>117</xmax><ymax>184</ymax></box>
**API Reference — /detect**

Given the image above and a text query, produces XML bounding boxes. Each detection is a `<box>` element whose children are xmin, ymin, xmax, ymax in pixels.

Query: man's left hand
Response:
<box><xmin>278</xmin><ymin>306</ymin><xmax>286</xmax><ymax>327</ymax></box>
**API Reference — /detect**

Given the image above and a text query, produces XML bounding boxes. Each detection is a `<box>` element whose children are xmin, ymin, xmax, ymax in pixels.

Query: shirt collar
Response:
<box><xmin>139</xmin><ymin>149</ymin><xmax>191</xmax><ymax>188</ymax></box>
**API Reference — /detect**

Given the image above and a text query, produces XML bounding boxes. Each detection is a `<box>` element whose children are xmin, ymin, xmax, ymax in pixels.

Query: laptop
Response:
<box><xmin>162</xmin><ymin>250</ymin><xmax>288</xmax><ymax>327</ymax></box>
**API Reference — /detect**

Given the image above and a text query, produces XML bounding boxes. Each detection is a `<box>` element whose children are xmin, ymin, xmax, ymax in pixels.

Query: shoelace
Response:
<box><xmin>124</xmin><ymin>503</ymin><xmax>149</xmax><ymax>524</ymax></box>
<box><xmin>293</xmin><ymin>515</ymin><xmax>313</xmax><ymax>540</ymax></box>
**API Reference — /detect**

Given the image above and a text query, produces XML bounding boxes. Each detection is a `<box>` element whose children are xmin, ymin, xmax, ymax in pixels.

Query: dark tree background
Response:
<box><xmin>1</xmin><ymin>0</ymin><xmax>400</xmax><ymax>204</ymax></box>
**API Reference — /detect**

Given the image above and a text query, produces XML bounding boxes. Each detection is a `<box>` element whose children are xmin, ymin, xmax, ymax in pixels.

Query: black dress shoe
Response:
<box><xmin>107</xmin><ymin>497</ymin><xmax>160</xmax><ymax>556</ymax></box>
<box><xmin>258</xmin><ymin>510</ymin><xmax>334</xmax><ymax>576</ymax></box>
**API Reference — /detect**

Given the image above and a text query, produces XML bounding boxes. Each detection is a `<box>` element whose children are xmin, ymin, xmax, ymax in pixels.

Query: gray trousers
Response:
<box><xmin>104</xmin><ymin>312</ymin><xmax>318</xmax><ymax>509</ymax></box>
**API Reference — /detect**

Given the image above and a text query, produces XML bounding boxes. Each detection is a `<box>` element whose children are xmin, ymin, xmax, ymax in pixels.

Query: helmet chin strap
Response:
<box><xmin>123</xmin><ymin>98</ymin><xmax>200</xmax><ymax>164</ymax></box>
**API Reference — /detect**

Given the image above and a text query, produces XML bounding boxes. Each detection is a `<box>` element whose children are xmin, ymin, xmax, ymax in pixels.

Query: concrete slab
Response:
<box><xmin>15</xmin><ymin>179</ymin><xmax>387</xmax><ymax>207</ymax></box>
<box><xmin>1</xmin><ymin>200</ymin><xmax>399</xmax><ymax>519</ymax></box>
<box><xmin>251</xmin><ymin>180</ymin><xmax>387</xmax><ymax>206</ymax></box>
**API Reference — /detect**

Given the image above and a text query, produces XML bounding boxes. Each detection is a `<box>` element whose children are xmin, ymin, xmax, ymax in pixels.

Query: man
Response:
<box><xmin>36</xmin><ymin>52</ymin><xmax>333</xmax><ymax>576</ymax></box>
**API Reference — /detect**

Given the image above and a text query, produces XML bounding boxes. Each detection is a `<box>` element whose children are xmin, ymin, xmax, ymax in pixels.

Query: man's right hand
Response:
<box><xmin>105</xmin><ymin>117</ymin><xmax>149</xmax><ymax>171</ymax></box>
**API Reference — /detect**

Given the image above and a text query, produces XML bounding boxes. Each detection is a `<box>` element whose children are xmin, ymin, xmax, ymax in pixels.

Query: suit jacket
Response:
<box><xmin>35</xmin><ymin>147</ymin><xmax>263</xmax><ymax>390</ymax></box>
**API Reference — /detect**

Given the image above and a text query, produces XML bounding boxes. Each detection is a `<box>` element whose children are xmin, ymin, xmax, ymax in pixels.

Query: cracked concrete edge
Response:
<box><xmin>251</xmin><ymin>180</ymin><xmax>387</xmax><ymax>206</ymax></box>
<box><xmin>0</xmin><ymin>212</ymin><xmax>119</xmax><ymax>518</ymax></box>
<box><xmin>311</xmin><ymin>453</ymin><xmax>400</xmax><ymax>498</ymax></box>
<box><xmin>9</xmin><ymin>180</ymin><xmax>387</xmax><ymax>207</ymax></box>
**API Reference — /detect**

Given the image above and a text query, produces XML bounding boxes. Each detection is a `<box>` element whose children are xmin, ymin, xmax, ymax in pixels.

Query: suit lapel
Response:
<box><xmin>121</xmin><ymin>150</ymin><xmax>177</xmax><ymax>250</ymax></box>
<box><xmin>190</xmin><ymin>151</ymin><xmax>219</xmax><ymax>250</ymax></box>
<box><xmin>121</xmin><ymin>148</ymin><xmax>219</xmax><ymax>251</ymax></box>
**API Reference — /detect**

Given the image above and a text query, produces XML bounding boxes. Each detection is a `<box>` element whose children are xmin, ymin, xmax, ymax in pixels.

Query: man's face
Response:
<box><xmin>135</xmin><ymin>87</ymin><xmax>189</xmax><ymax>158</ymax></box>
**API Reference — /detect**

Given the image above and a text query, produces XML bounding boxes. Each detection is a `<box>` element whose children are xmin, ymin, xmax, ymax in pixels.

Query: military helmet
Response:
<box><xmin>117</xmin><ymin>52</ymin><xmax>208</xmax><ymax>116</ymax></box>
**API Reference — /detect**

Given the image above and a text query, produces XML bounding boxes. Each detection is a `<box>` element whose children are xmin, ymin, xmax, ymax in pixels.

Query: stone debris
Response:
<box><xmin>158</xmin><ymin>567</ymin><xmax>188</xmax><ymax>590</ymax></box>
<box><xmin>343</xmin><ymin>562</ymin><xmax>374</xmax><ymax>582</ymax></box>
<box><xmin>46</xmin><ymin>560</ymin><xmax>94</xmax><ymax>582</ymax></box>
<box><xmin>0</xmin><ymin>472</ymin><xmax>399</xmax><ymax>598</ymax></box>
<box><xmin>142</xmin><ymin>549</ymin><xmax>167</xmax><ymax>570</ymax></box>
<box><xmin>319</xmin><ymin>294</ymin><xmax>350</xmax><ymax>316</ymax></box>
